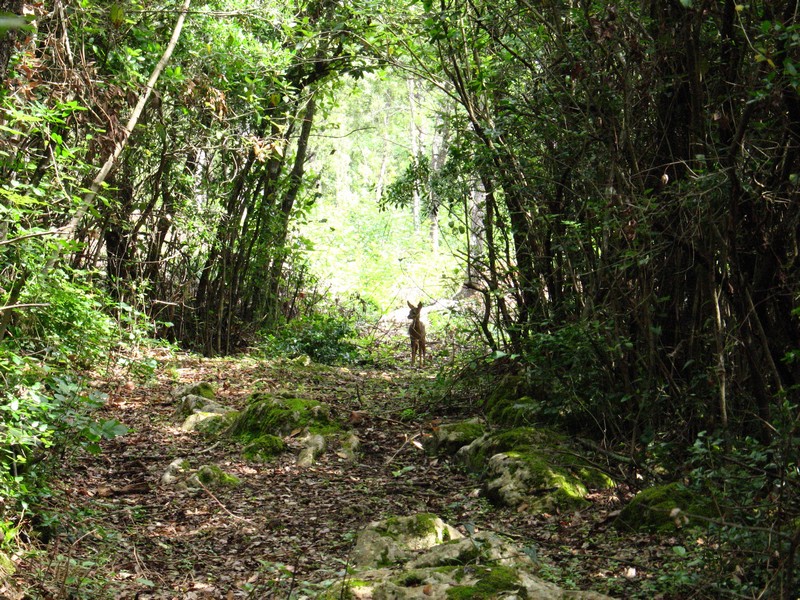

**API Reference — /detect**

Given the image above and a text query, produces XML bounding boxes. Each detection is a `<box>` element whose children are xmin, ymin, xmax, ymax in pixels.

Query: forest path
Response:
<box><xmin>17</xmin><ymin>353</ymin><xmax>481</xmax><ymax>598</ymax></box>
<box><xmin>17</xmin><ymin>351</ymin><xmax>633</xmax><ymax>599</ymax></box>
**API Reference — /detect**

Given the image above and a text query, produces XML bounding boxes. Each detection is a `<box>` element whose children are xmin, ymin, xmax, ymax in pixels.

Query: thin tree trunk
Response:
<box><xmin>407</xmin><ymin>78</ymin><xmax>421</xmax><ymax>230</ymax></box>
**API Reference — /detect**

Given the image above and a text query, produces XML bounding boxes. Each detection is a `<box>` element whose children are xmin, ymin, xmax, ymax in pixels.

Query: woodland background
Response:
<box><xmin>0</xmin><ymin>0</ymin><xmax>799</xmax><ymax>597</ymax></box>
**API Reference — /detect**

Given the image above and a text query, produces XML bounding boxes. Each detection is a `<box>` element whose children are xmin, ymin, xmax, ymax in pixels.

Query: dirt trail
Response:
<box><xmin>14</xmin><ymin>353</ymin><xmax>636</xmax><ymax>599</ymax></box>
<box><xmin>14</xmin><ymin>355</ymin><xmax>479</xmax><ymax>598</ymax></box>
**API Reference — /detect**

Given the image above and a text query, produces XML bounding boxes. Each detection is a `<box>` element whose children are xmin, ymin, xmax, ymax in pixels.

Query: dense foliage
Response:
<box><xmin>1</xmin><ymin>0</ymin><xmax>799</xmax><ymax>597</ymax></box>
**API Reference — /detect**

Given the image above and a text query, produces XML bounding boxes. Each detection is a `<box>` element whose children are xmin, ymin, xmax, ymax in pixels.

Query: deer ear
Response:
<box><xmin>407</xmin><ymin>301</ymin><xmax>415</xmax><ymax>309</ymax></box>
<box><xmin>417</xmin><ymin>302</ymin><xmax>423</xmax><ymax>309</ymax></box>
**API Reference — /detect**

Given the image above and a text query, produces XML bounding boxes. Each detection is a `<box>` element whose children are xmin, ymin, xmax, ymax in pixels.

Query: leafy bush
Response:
<box><xmin>12</xmin><ymin>271</ymin><xmax>118</xmax><ymax>366</ymax></box>
<box><xmin>513</xmin><ymin>320</ymin><xmax>625</xmax><ymax>432</ymax></box>
<box><xmin>678</xmin><ymin>423</ymin><xmax>800</xmax><ymax>598</ymax></box>
<box><xmin>0</xmin><ymin>358</ymin><xmax>127</xmax><ymax>537</ymax></box>
<box><xmin>259</xmin><ymin>312</ymin><xmax>366</xmax><ymax>365</ymax></box>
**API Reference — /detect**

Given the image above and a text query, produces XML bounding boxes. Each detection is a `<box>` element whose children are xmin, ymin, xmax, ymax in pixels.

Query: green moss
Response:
<box><xmin>446</xmin><ymin>566</ymin><xmax>526</xmax><ymax>599</ymax></box>
<box><xmin>430</xmin><ymin>420</ymin><xmax>487</xmax><ymax>456</ymax></box>
<box><xmin>492</xmin><ymin>427</ymin><xmax>563</xmax><ymax>450</ymax></box>
<box><xmin>397</xmin><ymin>572</ymin><xmax>426</xmax><ymax>587</ymax></box>
<box><xmin>228</xmin><ymin>395</ymin><xmax>337</xmax><ymax>441</ymax></box>
<box><xmin>183</xmin><ymin>382</ymin><xmax>216</xmax><ymax>400</ymax></box>
<box><xmin>245</xmin><ymin>391</ymin><xmax>271</xmax><ymax>405</ymax></box>
<box><xmin>487</xmin><ymin>395</ymin><xmax>542</xmax><ymax>427</ymax></box>
<box><xmin>464</xmin><ymin>427</ymin><xmax>558</xmax><ymax>470</ymax></box>
<box><xmin>196</xmin><ymin>464</ymin><xmax>240</xmax><ymax>487</ymax></box>
<box><xmin>376</xmin><ymin>547</ymin><xmax>394</xmax><ymax>568</ymax></box>
<box><xmin>0</xmin><ymin>551</ymin><xmax>15</xmax><ymax>578</ymax></box>
<box><xmin>615</xmin><ymin>482</ymin><xmax>718</xmax><ymax>533</ymax></box>
<box><xmin>475</xmin><ymin>427</ymin><xmax>615</xmax><ymax>511</ymax></box>
<box><xmin>482</xmin><ymin>374</ymin><xmax>541</xmax><ymax>427</ymax></box>
<box><xmin>243</xmin><ymin>434</ymin><xmax>287</xmax><ymax>461</ymax></box>
<box><xmin>409</xmin><ymin>513</ymin><xmax>439</xmax><ymax>537</ymax></box>
<box><xmin>195</xmin><ymin>411</ymin><xmax>239</xmax><ymax>437</ymax></box>
<box><xmin>452</xmin><ymin>421</ymin><xmax>485</xmax><ymax>440</ymax></box>
<box><xmin>379</xmin><ymin>513</ymin><xmax>439</xmax><ymax>540</ymax></box>
<box><xmin>578</xmin><ymin>466</ymin><xmax>615</xmax><ymax>489</ymax></box>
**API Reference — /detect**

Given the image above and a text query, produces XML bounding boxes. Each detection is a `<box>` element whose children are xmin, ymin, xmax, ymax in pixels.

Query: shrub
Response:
<box><xmin>0</xmin><ymin>361</ymin><xmax>127</xmax><ymax>534</ymax></box>
<box><xmin>259</xmin><ymin>312</ymin><xmax>365</xmax><ymax>365</ymax></box>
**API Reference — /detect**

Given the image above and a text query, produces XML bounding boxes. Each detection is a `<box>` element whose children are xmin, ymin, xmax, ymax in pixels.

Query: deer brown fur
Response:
<box><xmin>407</xmin><ymin>301</ymin><xmax>426</xmax><ymax>367</ymax></box>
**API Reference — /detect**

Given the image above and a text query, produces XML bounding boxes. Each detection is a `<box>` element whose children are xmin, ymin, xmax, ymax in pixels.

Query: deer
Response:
<box><xmin>407</xmin><ymin>301</ymin><xmax>426</xmax><ymax>367</ymax></box>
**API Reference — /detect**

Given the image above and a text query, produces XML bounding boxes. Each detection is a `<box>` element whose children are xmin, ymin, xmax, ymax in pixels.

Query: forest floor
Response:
<box><xmin>8</xmin><ymin>339</ymin><xmax>685</xmax><ymax>599</ymax></box>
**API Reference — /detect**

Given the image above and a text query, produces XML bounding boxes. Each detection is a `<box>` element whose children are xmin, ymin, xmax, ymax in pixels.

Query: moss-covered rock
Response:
<box><xmin>228</xmin><ymin>394</ymin><xmax>336</xmax><ymax>441</ymax></box>
<box><xmin>487</xmin><ymin>395</ymin><xmax>543</xmax><ymax>428</ymax></box>
<box><xmin>456</xmin><ymin>427</ymin><xmax>614</xmax><ymax>512</ymax></box>
<box><xmin>173</xmin><ymin>382</ymin><xmax>216</xmax><ymax>401</ymax></box>
<box><xmin>0</xmin><ymin>550</ymin><xmax>15</xmax><ymax>579</ymax></box>
<box><xmin>320</xmin><ymin>513</ymin><xmax>612</xmax><ymax>599</ymax></box>
<box><xmin>408</xmin><ymin>531</ymin><xmax>533</xmax><ymax>570</ymax></box>
<box><xmin>175</xmin><ymin>394</ymin><xmax>228</xmax><ymax>420</ymax></box>
<box><xmin>352</xmin><ymin>513</ymin><xmax>463</xmax><ymax>568</ymax></box>
<box><xmin>180</xmin><ymin>410</ymin><xmax>230</xmax><ymax>433</ymax></box>
<box><xmin>242</xmin><ymin>434</ymin><xmax>287</xmax><ymax>461</ymax></box>
<box><xmin>615</xmin><ymin>482</ymin><xmax>718</xmax><ymax>533</ymax></box>
<box><xmin>481</xmin><ymin>374</ymin><xmax>542</xmax><ymax>428</ymax></box>
<box><xmin>446</xmin><ymin>565</ymin><xmax>526</xmax><ymax>599</ymax></box>
<box><xmin>190</xmin><ymin>464</ymin><xmax>240</xmax><ymax>488</ymax></box>
<box><xmin>337</xmin><ymin>432</ymin><xmax>361</xmax><ymax>461</ymax></box>
<box><xmin>456</xmin><ymin>427</ymin><xmax>561</xmax><ymax>472</ymax></box>
<box><xmin>193</xmin><ymin>410</ymin><xmax>239</xmax><ymax>436</ymax></box>
<box><xmin>425</xmin><ymin>418</ymin><xmax>486</xmax><ymax>456</ymax></box>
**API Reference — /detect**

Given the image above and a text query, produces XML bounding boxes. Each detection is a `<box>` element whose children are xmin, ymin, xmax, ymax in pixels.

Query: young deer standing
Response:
<box><xmin>407</xmin><ymin>301</ymin><xmax>426</xmax><ymax>367</ymax></box>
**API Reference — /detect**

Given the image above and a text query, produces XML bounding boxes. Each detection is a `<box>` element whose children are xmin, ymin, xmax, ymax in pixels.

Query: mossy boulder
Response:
<box><xmin>481</xmin><ymin>374</ymin><xmax>542</xmax><ymax>427</ymax></box>
<box><xmin>181</xmin><ymin>409</ymin><xmax>237</xmax><ymax>434</ymax></box>
<box><xmin>351</xmin><ymin>513</ymin><xmax>462</xmax><ymax>568</ymax></box>
<box><xmin>456</xmin><ymin>427</ymin><xmax>563</xmax><ymax>472</ymax></box>
<box><xmin>425</xmin><ymin>418</ymin><xmax>486</xmax><ymax>456</ymax></box>
<box><xmin>322</xmin><ymin>513</ymin><xmax>612</xmax><ymax>600</ymax></box>
<box><xmin>615</xmin><ymin>482</ymin><xmax>718</xmax><ymax>533</ymax></box>
<box><xmin>173</xmin><ymin>382</ymin><xmax>216</xmax><ymax>401</ymax></box>
<box><xmin>192</xmin><ymin>410</ymin><xmax>239</xmax><ymax>436</ymax></box>
<box><xmin>189</xmin><ymin>464</ymin><xmax>240</xmax><ymax>488</ymax></box>
<box><xmin>175</xmin><ymin>394</ymin><xmax>228</xmax><ymax>420</ymax></box>
<box><xmin>445</xmin><ymin>565</ymin><xmax>529</xmax><ymax>599</ymax></box>
<box><xmin>457</xmin><ymin>427</ymin><xmax>614</xmax><ymax>512</ymax></box>
<box><xmin>243</xmin><ymin>434</ymin><xmax>287</xmax><ymax>461</ymax></box>
<box><xmin>228</xmin><ymin>394</ymin><xmax>335</xmax><ymax>441</ymax></box>
<box><xmin>408</xmin><ymin>531</ymin><xmax>533</xmax><ymax>570</ymax></box>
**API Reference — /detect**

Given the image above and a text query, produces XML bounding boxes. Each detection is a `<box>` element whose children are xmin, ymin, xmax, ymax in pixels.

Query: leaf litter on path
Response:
<box><xmin>11</xmin><ymin>353</ymin><xmax>668</xmax><ymax>599</ymax></box>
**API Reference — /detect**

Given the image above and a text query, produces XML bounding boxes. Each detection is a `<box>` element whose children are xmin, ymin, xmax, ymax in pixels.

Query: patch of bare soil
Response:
<box><xmin>10</xmin><ymin>353</ymin><xmax>677</xmax><ymax>599</ymax></box>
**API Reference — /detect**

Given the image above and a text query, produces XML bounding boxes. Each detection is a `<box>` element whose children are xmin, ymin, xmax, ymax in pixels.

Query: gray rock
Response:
<box><xmin>323</xmin><ymin>513</ymin><xmax>614</xmax><ymax>599</ymax></box>
<box><xmin>161</xmin><ymin>458</ymin><xmax>190</xmax><ymax>485</ymax></box>
<box><xmin>337</xmin><ymin>432</ymin><xmax>361</xmax><ymax>461</ymax></box>
<box><xmin>297</xmin><ymin>433</ymin><xmax>327</xmax><ymax>467</ymax></box>
<box><xmin>181</xmin><ymin>411</ymin><xmax>227</xmax><ymax>433</ymax></box>
<box><xmin>172</xmin><ymin>382</ymin><xmax>216</xmax><ymax>400</ymax></box>
<box><xmin>424</xmin><ymin>418</ymin><xmax>486</xmax><ymax>456</ymax></box>
<box><xmin>351</xmin><ymin>514</ymin><xmax>462</xmax><ymax>568</ymax></box>
<box><xmin>175</xmin><ymin>394</ymin><xmax>228</xmax><ymax>420</ymax></box>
